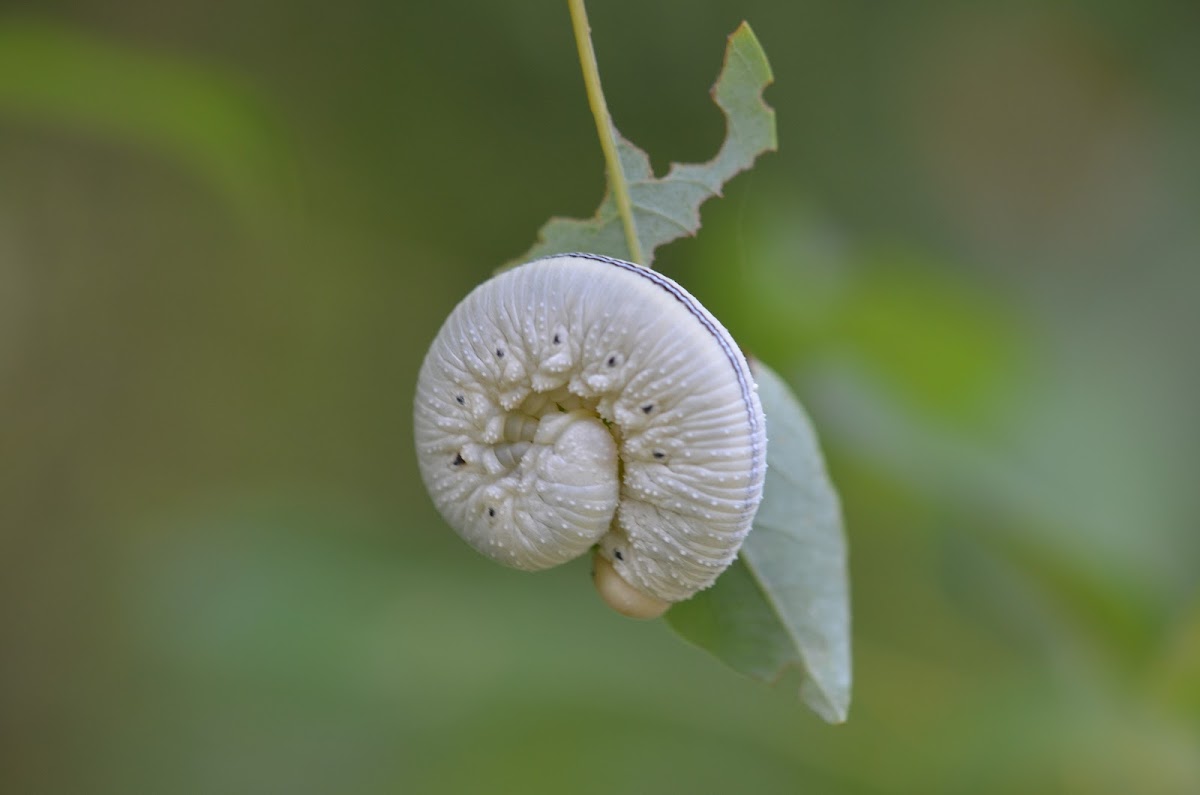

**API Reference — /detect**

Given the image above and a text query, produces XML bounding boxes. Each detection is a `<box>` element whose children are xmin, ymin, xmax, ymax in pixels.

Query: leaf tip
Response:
<box><xmin>729</xmin><ymin>20</ymin><xmax>758</xmax><ymax>46</ymax></box>
<box><xmin>727</xmin><ymin>21</ymin><xmax>775</xmax><ymax>86</ymax></box>
<box><xmin>802</xmin><ymin>680</ymin><xmax>851</xmax><ymax>724</ymax></box>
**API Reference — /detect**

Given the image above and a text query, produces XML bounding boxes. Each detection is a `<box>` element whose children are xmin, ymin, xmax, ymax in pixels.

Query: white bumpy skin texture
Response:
<box><xmin>413</xmin><ymin>254</ymin><xmax>767</xmax><ymax>616</ymax></box>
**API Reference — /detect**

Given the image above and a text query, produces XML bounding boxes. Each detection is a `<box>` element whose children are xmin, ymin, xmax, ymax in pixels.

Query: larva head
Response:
<box><xmin>592</xmin><ymin>550</ymin><xmax>670</xmax><ymax>619</ymax></box>
<box><xmin>413</xmin><ymin>254</ymin><xmax>767</xmax><ymax>615</ymax></box>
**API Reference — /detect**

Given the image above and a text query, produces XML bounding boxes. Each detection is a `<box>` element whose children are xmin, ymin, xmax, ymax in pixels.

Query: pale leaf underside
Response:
<box><xmin>666</xmin><ymin>362</ymin><xmax>852</xmax><ymax>723</ymax></box>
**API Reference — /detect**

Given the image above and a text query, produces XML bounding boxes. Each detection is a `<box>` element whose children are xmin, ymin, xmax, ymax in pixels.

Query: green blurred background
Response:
<box><xmin>2</xmin><ymin>1</ymin><xmax>1197</xmax><ymax>793</ymax></box>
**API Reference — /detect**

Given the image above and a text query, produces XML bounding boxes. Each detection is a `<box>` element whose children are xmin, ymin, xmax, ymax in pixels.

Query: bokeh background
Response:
<box><xmin>2</xmin><ymin>1</ymin><xmax>1198</xmax><ymax>793</ymax></box>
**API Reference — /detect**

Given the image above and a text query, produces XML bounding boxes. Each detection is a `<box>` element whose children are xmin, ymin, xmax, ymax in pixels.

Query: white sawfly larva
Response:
<box><xmin>413</xmin><ymin>253</ymin><xmax>767</xmax><ymax>619</ymax></box>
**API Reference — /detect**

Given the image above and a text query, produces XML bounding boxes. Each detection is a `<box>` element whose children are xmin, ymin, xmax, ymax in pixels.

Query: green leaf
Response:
<box><xmin>0</xmin><ymin>20</ymin><xmax>291</xmax><ymax>216</ymax></box>
<box><xmin>508</xmin><ymin>22</ymin><xmax>776</xmax><ymax>268</ymax></box>
<box><xmin>666</xmin><ymin>360</ymin><xmax>852</xmax><ymax>723</ymax></box>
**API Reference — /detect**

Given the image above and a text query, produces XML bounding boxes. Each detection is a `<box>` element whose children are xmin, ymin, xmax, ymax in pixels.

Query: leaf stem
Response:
<box><xmin>567</xmin><ymin>0</ymin><xmax>644</xmax><ymax>265</ymax></box>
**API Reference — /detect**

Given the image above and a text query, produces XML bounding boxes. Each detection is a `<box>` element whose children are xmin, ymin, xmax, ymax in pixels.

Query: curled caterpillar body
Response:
<box><xmin>413</xmin><ymin>253</ymin><xmax>766</xmax><ymax>617</ymax></box>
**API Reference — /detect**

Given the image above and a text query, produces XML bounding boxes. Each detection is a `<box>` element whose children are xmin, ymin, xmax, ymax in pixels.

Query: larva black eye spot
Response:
<box><xmin>453</xmin><ymin>453</ymin><xmax>465</xmax><ymax>466</ymax></box>
<box><xmin>614</xmin><ymin>549</ymin><xmax>624</xmax><ymax>561</ymax></box>
<box><xmin>642</xmin><ymin>404</ymin><xmax>654</xmax><ymax>414</ymax></box>
<box><xmin>455</xmin><ymin>395</ymin><xmax>465</xmax><ymax>405</ymax></box>
<box><xmin>652</xmin><ymin>451</ymin><xmax>665</xmax><ymax>460</ymax></box>
<box><xmin>487</xmin><ymin>507</ymin><xmax>495</xmax><ymax>517</ymax></box>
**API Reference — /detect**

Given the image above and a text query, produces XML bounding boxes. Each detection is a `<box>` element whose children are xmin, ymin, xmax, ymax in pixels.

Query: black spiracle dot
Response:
<box><xmin>495</xmin><ymin>348</ymin><xmax>505</xmax><ymax>358</ymax></box>
<box><xmin>452</xmin><ymin>453</ymin><xmax>465</xmax><ymax>466</ymax></box>
<box><xmin>614</xmin><ymin>549</ymin><xmax>624</xmax><ymax>561</ymax></box>
<box><xmin>641</xmin><ymin>403</ymin><xmax>654</xmax><ymax>414</ymax></box>
<box><xmin>553</xmin><ymin>333</ymin><xmax>561</xmax><ymax>345</ymax></box>
<box><xmin>487</xmin><ymin>507</ymin><xmax>495</xmax><ymax>517</ymax></box>
<box><xmin>455</xmin><ymin>395</ymin><xmax>465</xmax><ymax>405</ymax></box>
<box><xmin>652</xmin><ymin>451</ymin><xmax>665</xmax><ymax>460</ymax></box>
<box><xmin>606</xmin><ymin>356</ymin><xmax>618</xmax><ymax>367</ymax></box>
